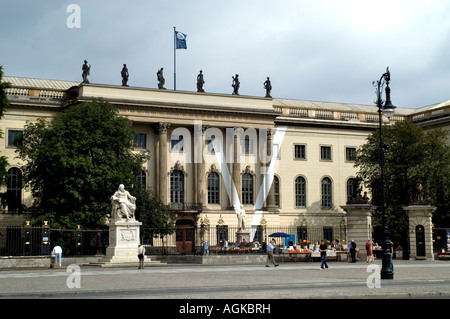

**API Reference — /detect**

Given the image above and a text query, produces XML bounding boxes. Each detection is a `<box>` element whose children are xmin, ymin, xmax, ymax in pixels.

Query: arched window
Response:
<box><xmin>321</xmin><ymin>177</ymin><xmax>332</xmax><ymax>208</ymax></box>
<box><xmin>242</xmin><ymin>173</ymin><xmax>253</xmax><ymax>205</ymax></box>
<box><xmin>7</xmin><ymin>167</ymin><xmax>22</xmax><ymax>213</ymax></box>
<box><xmin>295</xmin><ymin>176</ymin><xmax>306</xmax><ymax>207</ymax></box>
<box><xmin>170</xmin><ymin>170</ymin><xmax>184</xmax><ymax>203</ymax></box>
<box><xmin>346</xmin><ymin>178</ymin><xmax>355</xmax><ymax>203</ymax></box>
<box><xmin>207</xmin><ymin>172</ymin><xmax>220</xmax><ymax>204</ymax></box>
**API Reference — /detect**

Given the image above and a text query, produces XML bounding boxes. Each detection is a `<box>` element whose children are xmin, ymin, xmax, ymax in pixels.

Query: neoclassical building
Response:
<box><xmin>1</xmin><ymin>76</ymin><xmax>449</xmax><ymax>252</ymax></box>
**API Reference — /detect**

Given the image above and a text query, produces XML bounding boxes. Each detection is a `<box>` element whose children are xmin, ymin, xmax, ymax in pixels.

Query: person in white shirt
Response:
<box><xmin>52</xmin><ymin>245</ymin><xmax>63</xmax><ymax>267</ymax></box>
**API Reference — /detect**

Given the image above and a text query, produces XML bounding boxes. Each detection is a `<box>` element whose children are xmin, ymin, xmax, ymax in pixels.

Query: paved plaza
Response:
<box><xmin>0</xmin><ymin>259</ymin><xmax>449</xmax><ymax>300</ymax></box>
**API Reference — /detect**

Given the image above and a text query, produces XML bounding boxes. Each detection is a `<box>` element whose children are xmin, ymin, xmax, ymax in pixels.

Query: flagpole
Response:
<box><xmin>173</xmin><ymin>26</ymin><xmax>176</xmax><ymax>91</ymax></box>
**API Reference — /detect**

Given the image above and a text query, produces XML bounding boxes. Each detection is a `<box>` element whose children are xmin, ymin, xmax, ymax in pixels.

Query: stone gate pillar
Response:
<box><xmin>403</xmin><ymin>205</ymin><xmax>436</xmax><ymax>260</ymax></box>
<box><xmin>341</xmin><ymin>204</ymin><xmax>375</xmax><ymax>260</ymax></box>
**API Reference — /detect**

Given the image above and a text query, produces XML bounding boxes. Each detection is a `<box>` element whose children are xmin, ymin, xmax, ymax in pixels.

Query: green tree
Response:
<box><xmin>355</xmin><ymin>121</ymin><xmax>450</xmax><ymax>250</ymax></box>
<box><xmin>0</xmin><ymin>66</ymin><xmax>10</xmax><ymax>186</ymax></box>
<box><xmin>135</xmin><ymin>187</ymin><xmax>176</xmax><ymax>242</ymax></box>
<box><xmin>15</xmin><ymin>99</ymin><xmax>149</xmax><ymax>228</ymax></box>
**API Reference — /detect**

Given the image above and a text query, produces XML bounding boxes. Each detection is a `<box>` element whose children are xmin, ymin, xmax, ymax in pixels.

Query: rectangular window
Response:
<box><xmin>207</xmin><ymin>173</ymin><xmax>220</xmax><ymax>204</ymax></box>
<box><xmin>242</xmin><ymin>174</ymin><xmax>253</xmax><ymax>205</ymax></box>
<box><xmin>294</xmin><ymin>144</ymin><xmax>306</xmax><ymax>159</ymax></box>
<box><xmin>242</xmin><ymin>136</ymin><xmax>254</xmax><ymax>155</ymax></box>
<box><xmin>320</xmin><ymin>146</ymin><xmax>332</xmax><ymax>161</ymax></box>
<box><xmin>346</xmin><ymin>147</ymin><xmax>356</xmax><ymax>162</ymax></box>
<box><xmin>7</xmin><ymin>130</ymin><xmax>23</xmax><ymax>147</ymax></box>
<box><xmin>133</xmin><ymin>133</ymin><xmax>147</xmax><ymax>149</ymax></box>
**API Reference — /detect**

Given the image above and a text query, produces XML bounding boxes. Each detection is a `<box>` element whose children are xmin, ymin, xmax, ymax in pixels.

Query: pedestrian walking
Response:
<box><xmin>266</xmin><ymin>239</ymin><xmax>279</xmax><ymax>267</ymax></box>
<box><xmin>319</xmin><ymin>240</ymin><xmax>329</xmax><ymax>270</ymax></box>
<box><xmin>138</xmin><ymin>244</ymin><xmax>145</xmax><ymax>269</ymax></box>
<box><xmin>366</xmin><ymin>239</ymin><xmax>373</xmax><ymax>263</ymax></box>
<box><xmin>350</xmin><ymin>240</ymin><xmax>357</xmax><ymax>263</ymax></box>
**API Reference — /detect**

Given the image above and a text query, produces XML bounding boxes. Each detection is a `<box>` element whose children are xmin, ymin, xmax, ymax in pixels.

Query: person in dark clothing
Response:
<box><xmin>319</xmin><ymin>240</ymin><xmax>329</xmax><ymax>270</ymax></box>
<box><xmin>350</xmin><ymin>240</ymin><xmax>357</xmax><ymax>263</ymax></box>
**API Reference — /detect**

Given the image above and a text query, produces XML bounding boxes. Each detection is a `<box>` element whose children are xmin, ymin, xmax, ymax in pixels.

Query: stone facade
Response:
<box><xmin>1</xmin><ymin>76</ymin><xmax>449</xmax><ymax>252</ymax></box>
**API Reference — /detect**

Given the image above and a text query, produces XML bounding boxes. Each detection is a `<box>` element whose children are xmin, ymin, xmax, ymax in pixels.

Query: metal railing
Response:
<box><xmin>0</xmin><ymin>225</ymin><xmax>108</xmax><ymax>257</ymax></box>
<box><xmin>1</xmin><ymin>223</ymin><xmax>347</xmax><ymax>256</ymax></box>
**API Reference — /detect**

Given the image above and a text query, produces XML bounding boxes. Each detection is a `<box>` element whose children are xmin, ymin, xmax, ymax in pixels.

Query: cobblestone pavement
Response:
<box><xmin>0</xmin><ymin>259</ymin><xmax>449</xmax><ymax>300</ymax></box>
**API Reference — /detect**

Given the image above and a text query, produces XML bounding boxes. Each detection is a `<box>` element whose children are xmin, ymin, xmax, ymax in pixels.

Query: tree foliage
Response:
<box><xmin>355</xmin><ymin>121</ymin><xmax>450</xmax><ymax>247</ymax></box>
<box><xmin>15</xmin><ymin>99</ymin><xmax>149</xmax><ymax>228</ymax></box>
<box><xmin>0</xmin><ymin>65</ymin><xmax>10</xmax><ymax>186</ymax></box>
<box><xmin>135</xmin><ymin>187</ymin><xmax>176</xmax><ymax>241</ymax></box>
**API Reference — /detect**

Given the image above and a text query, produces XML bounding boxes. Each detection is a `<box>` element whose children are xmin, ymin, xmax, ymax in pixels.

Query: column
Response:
<box><xmin>232</xmin><ymin>128</ymin><xmax>242</xmax><ymax>209</ymax></box>
<box><xmin>265</xmin><ymin>128</ymin><xmax>276</xmax><ymax>210</ymax></box>
<box><xmin>197</xmin><ymin>124</ymin><xmax>207</xmax><ymax>209</ymax></box>
<box><xmin>156</xmin><ymin>122</ymin><xmax>171</xmax><ymax>204</ymax></box>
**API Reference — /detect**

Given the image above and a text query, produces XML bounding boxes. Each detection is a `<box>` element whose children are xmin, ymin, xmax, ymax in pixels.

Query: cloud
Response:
<box><xmin>1</xmin><ymin>0</ymin><xmax>449</xmax><ymax>108</ymax></box>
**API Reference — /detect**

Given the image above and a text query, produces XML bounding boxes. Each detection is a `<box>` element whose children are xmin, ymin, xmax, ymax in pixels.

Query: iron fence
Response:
<box><xmin>144</xmin><ymin>224</ymin><xmax>347</xmax><ymax>255</ymax></box>
<box><xmin>0</xmin><ymin>226</ymin><xmax>108</xmax><ymax>257</ymax></box>
<box><xmin>1</xmin><ymin>223</ymin><xmax>347</xmax><ymax>256</ymax></box>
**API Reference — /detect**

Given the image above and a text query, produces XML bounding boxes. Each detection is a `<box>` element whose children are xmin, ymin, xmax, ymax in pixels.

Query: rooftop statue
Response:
<box><xmin>197</xmin><ymin>70</ymin><xmax>205</xmax><ymax>92</ymax></box>
<box><xmin>121</xmin><ymin>64</ymin><xmax>129</xmax><ymax>87</ymax></box>
<box><xmin>82</xmin><ymin>60</ymin><xmax>90</xmax><ymax>83</ymax></box>
<box><xmin>157</xmin><ymin>68</ymin><xmax>166</xmax><ymax>89</ymax></box>
<box><xmin>232</xmin><ymin>74</ymin><xmax>240</xmax><ymax>95</ymax></box>
<box><xmin>264</xmin><ymin>77</ymin><xmax>272</xmax><ymax>98</ymax></box>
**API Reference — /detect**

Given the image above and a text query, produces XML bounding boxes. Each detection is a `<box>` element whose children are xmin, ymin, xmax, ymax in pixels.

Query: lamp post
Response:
<box><xmin>373</xmin><ymin>67</ymin><xmax>395</xmax><ymax>279</ymax></box>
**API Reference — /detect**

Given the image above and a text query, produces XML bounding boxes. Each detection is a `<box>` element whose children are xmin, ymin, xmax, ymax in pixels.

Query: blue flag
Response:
<box><xmin>175</xmin><ymin>31</ymin><xmax>187</xmax><ymax>49</ymax></box>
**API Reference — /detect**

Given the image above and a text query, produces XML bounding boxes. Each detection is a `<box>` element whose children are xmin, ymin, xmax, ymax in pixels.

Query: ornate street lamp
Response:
<box><xmin>373</xmin><ymin>67</ymin><xmax>396</xmax><ymax>279</ymax></box>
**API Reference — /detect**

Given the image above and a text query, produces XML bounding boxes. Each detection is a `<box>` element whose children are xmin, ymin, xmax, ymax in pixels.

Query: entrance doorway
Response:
<box><xmin>416</xmin><ymin>225</ymin><xmax>426</xmax><ymax>257</ymax></box>
<box><xmin>176</xmin><ymin>219</ymin><xmax>195</xmax><ymax>254</ymax></box>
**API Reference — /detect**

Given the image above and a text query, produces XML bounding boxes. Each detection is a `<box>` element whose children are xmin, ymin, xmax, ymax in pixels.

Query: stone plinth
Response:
<box><xmin>101</xmin><ymin>219</ymin><xmax>142</xmax><ymax>264</ymax></box>
<box><xmin>341</xmin><ymin>204</ymin><xmax>375</xmax><ymax>259</ymax></box>
<box><xmin>403</xmin><ymin>205</ymin><xmax>436</xmax><ymax>260</ymax></box>
<box><xmin>236</xmin><ymin>230</ymin><xmax>250</xmax><ymax>244</ymax></box>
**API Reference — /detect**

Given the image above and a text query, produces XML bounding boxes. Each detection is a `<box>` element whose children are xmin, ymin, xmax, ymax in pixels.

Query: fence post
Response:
<box><xmin>76</xmin><ymin>225</ymin><xmax>82</xmax><ymax>256</ymax></box>
<box><xmin>42</xmin><ymin>221</ymin><xmax>50</xmax><ymax>255</ymax></box>
<box><xmin>24</xmin><ymin>221</ymin><xmax>31</xmax><ymax>256</ymax></box>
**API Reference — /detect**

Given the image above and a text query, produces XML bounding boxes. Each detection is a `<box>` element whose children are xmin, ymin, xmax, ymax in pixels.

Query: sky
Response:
<box><xmin>1</xmin><ymin>0</ymin><xmax>449</xmax><ymax>109</ymax></box>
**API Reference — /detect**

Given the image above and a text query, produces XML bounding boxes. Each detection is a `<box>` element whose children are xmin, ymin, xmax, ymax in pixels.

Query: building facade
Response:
<box><xmin>1</xmin><ymin>76</ymin><xmax>449</xmax><ymax>252</ymax></box>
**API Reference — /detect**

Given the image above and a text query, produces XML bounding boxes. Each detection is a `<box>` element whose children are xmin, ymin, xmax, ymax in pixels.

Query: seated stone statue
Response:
<box><xmin>111</xmin><ymin>184</ymin><xmax>136</xmax><ymax>221</ymax></box>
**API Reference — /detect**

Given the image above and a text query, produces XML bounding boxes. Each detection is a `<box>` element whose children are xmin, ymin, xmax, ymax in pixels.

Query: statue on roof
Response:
<box><xmin>157</xmin><ymin>68</ymin><xmax>166</xmax><ymax>89</ymax></box>
<box><xmin>82</xmin><ymin>60</ymin><xmax>90</xmax><ymax>83</ymax></box>
<box><xmin>121</xmin><ymin>64</ymin><xmax>129</xmax><ymax>87</ymax></box>
<box><xmin>264</xmin><ymin>77</ymin><xmax>272</xmax><ymax>98</ymax></box>
<box><xmin>232</xmin><ymin>74</ymin><xmax>240</xmax><ymax>95</ymax></box>
<box><xmin>197</xmin><ymin>70</ymin><xmax>205</xmax><ymax>92</ymax></box>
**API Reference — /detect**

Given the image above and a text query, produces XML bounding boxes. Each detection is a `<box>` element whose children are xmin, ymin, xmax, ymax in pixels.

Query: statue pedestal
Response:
<box><xmin>341</xmin><ymin>204</ymin><xmax>375</xmax><ymax>260</ymax></box>
<box><xmin>403</xmin><ymin>205</ymin><xmax>436</xmax><ymax>260</ymax></box>
<box><xmin>101</xmin><ymin>219</ymin><xmax>142</xmax><ymax>264</ymax></box>
<box><xmin>236</xmin><ymin>230</ymin><xmax>250</xmax><ymax>243</ymax></box>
